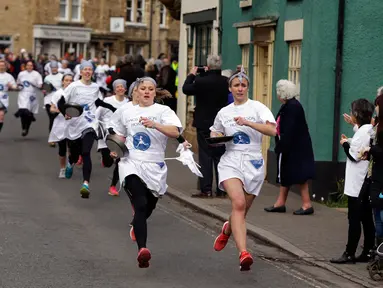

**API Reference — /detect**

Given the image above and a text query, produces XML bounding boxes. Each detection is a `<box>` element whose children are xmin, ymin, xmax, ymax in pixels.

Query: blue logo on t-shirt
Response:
<box><xmin>2</xmin><ymin>94</ymin><xmax>8</xmax><ymax>99</ymax></box>
<box><xmin>250</xmin><ymin>159</ymin><xmax>263</xmax><ymax>169</ymax></box>
<box><xmin>233</xmin><ymin>132</ymin><xmax>250</xmax><ymax>144</ymax></box>
<box><xmin>81</xmin><ymin>104</ymin><xmax>90</xmax><ymax>111</ymax></box>
<box><xmin>133</xmin><ymin>132</ymin><xmax>151</xmax><ymax>151</ymax></box>
<box><xmin>0</xmin><ymin>84</ymin><xmax>4</xmax><ymax>91</ymax></box>
<box><xmin>29</xmin><ymin>95</ymin><xmax>36</xmax><ymax>102</ymax></box>
<box><xmin>23</xmin><ymin>81</ymin><xmax>30</xmax><ymax>87</ymax></box>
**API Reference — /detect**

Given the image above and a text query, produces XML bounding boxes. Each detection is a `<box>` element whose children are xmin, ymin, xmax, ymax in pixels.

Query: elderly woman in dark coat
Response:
<box><xmin>264</xmin><ymin>80</ymin><xmax>315</xmax><ymax>215</ymax></box>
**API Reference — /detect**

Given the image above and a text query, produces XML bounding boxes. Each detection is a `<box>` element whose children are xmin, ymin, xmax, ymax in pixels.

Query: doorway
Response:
<box><xmin>253</xmin><ymin>29</ymin><xmax>275</xmax><ymax>176</ymax></box>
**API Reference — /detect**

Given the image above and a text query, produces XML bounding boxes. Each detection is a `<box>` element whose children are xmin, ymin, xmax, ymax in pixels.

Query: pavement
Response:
<box><xmin>165</xmin><ymin>140</ymin><xmax>379</xmax><ymax>288</ymax></box>
<box><xmin>0</xmin><ymin>92</ymin><xmax>358</xmax><ymax>288</ymax></box>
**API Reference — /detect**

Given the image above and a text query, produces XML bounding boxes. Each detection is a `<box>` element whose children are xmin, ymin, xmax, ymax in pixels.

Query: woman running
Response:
<box><xmin>48</xmin><ymin>73</ymin><xmax>74</xmax><ymax>178</ymax></box>
<box><xmin>211</xmin><ymin>69</ymin><xmax>277</xmax><ymax>271</ymax></box>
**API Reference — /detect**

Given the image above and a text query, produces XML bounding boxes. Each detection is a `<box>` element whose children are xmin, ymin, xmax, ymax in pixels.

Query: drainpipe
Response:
<box><xmin>149</xmin><ymin>0</ymin><xmax>154</xmax><ymax>58</ymax></box>
<box><xmin>332</xmin><ymin>0</ymin><xmax>346</xmax><ymax>162</ymax></box>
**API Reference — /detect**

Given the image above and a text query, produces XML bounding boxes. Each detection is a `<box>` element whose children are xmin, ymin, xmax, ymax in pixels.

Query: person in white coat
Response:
<box><xmin>15</xmin><ymin>60</ymin><xmax>43</xmax><ymax>136</ymax></box>
<box><xmin>210</xmin><ymin>69</ymin><xmax>277</xmax><ymax>271</ymax></box>
<box><xmin>95</xmin><ymin>79</ymin><xmax>129</xmax><ymax>196</ymax></box>
<box><xmin>95</xmin><ymin>58</ymin><xmax>110</xmax><ymax>92</ymax></box>
<box><xmin>331</xmin><ymin>99</ymin><xmax>376</xmax><ymax>264</ymax></box>
<box><xmin>0</xmin><ymin>59</ymin><xmax>17</xmax><ymax>133</ymax></box>
<box><xmin>43</xmin><ymin>60</ymin><xmax>63</xmax><ymax>146</ymax></box>
<box><xmin>48</xmin><ymin>73</ymin><xmax>74</xmax><ymax>178</ymax></box>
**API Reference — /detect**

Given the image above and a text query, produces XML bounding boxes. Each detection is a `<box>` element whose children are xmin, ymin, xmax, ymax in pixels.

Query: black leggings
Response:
<box><xmin>58</xmin><ymin>139</ymin><xmax>67</xmax><ymax>157</ymax></box>
<box><xmin>45</xmin><ymin>104</ymin><xmax>58</xmax><ymax>132</ymax></box>
<box><xmin>100</xmin><ymin>148</ymin><xmax>119</xmax><ymax>186</ymax></box>
<box><xmin>67</xmin><ymin>132</ymin><xmax>95</xmax><ymax>182</ymax></box>
<box><xmin>18</xmin><ymin>109</ymin><xmax>34</xmax><ymax>132</ymax></box>
<box><xmin>124</xmin><ymin>175</ymin><xmax>158</xmax><ymax>250</ymax></box>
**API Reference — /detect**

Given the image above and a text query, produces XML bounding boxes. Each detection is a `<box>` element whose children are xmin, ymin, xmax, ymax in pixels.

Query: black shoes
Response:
<box><xmin>264</xmin><ymin>205</ymin><xmax>314</xmax><ymax>215</ymax></box>
<box><xmin>355</xmin><ymin>251</ymin><xmax>373</xmax><ymax>263</ymax></box>
<box><xmin>330</xmin><ymin>252</ymin><xmax>356</xmax><ymax>264</ymax></box>
<box><xmin>191</xmin><ymin>192</ymin><xmax>212</xmax><ymax>198</ymax></box>
<box><xmin>293</xmin><ymin>207</ymin><xmax>314</xmax><ymax>215</ymax></box>
<box><xmin>264</xmin><ymin>205</ymin><xmax>286</xmax><ymax>213</ymax></box>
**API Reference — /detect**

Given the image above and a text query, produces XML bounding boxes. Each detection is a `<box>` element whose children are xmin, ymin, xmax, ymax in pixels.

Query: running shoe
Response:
<box><xmin>76</xmin><ymin>155</ymin><xmax>83</xmax><ymax>166</ymax></box>
<box><xmin>49</xmin><ymin>142</ymin><xmax>56</xmax><ymax>148</ymax></box>
<box><xmin>108</xmin><ymin>186</ymin><xmax>119</xmax><ymax>196</ymax></box>
<box><xmin>130</xmin><ymin>226</ymin><xmax>136</xmax><ymax>242</ymax></box>
<box><xmin>137</xmin><ymin>248</ymin><xmax>151</xmax><ymax>268</ymax></box>
<box><xmin>58</xmin><ymin>168</ymin><xmax>66</xmax><ymax>179</ymax></box>
<box><xmin>214</xmin><ymin>221</ymin><xmax>230</xmax><ymax>251</ymax></box>
<box><xmin>80</xmin><ymin>183</ymin><xmax>90</xmax><ymax>198</ymax></box>
<box><xmin>65</xmin><ymin>163</ymin><xmax>74</xmax><ymax>179</ymax></box>
<box><xmin>239</xmin><ymin>251</ymin><xmax>253</xmax><ymax>271</ymax></box>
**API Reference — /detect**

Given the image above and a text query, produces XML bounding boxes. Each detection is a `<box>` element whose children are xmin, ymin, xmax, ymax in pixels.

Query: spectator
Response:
<box><xmin>158</xmin><ymin>58</ymin><xmax>177</xmax><ymax>112</ymax></box>
<box><xmin>264</xmin><ymin>80</ymin><xmax>315</xmax><ymax>215</ymax></box>
<box><xmin>182</xmin><ymin>55</ymin><xmax>229</xmax><ymax>198</ymax></box>
<box><xmin>118</xmin><ymin>54</ymin><xmax>144</xmax><ymax>89</ymax></box>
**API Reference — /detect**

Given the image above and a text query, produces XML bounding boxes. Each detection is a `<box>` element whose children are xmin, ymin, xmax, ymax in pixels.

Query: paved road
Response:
<box><xmin>0</xmin><ymin>93</ymin><xmax>361</xmax><ymax>288</ymax></box>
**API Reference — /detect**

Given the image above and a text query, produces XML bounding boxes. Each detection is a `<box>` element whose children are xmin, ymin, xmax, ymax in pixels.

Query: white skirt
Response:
<box><xmin>118</xmin><ymin>158</ymin><xmax>168</xmax><ymax>196</ymax></box>
<box><xmin>218</xmin><ymin>150</ymin><xmax>265</xmax><ymax>196</ymax></box>
<box><xmin>18</xmin><ymin>92</ymin><xmax>39</xmax><ymax>114</ymax></box>
<box><xmin>48</xmin><ymin>114</ymin><xmax>67</xmax><ymax>142</ymax></box>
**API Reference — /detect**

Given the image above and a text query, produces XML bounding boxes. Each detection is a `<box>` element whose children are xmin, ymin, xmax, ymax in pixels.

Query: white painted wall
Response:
<box><xmin>177</xmin><ymin>0</ymin><xmax>220</xmax><ymax>127</ymax></box>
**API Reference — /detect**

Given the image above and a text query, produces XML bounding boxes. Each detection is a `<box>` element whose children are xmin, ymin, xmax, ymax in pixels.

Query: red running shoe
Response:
<box><xmin>239</xmin><ymin>251</ymin><xmax>253</xmax><ymax>271</ymax></box>
<box><xmin>213</xmin><ymin>221</ymin><xmax>230</xmax><ymax>251</ymax></box>
<box><xmin>137</xmin><ymin>248</ymin><xmax>151</xmax><ymax>268</ymax></box>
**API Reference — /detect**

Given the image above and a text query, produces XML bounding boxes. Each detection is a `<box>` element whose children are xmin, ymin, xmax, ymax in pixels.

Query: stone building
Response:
<box><xmin>0</xmin><ymin>0</ymin><xmax>179</xmax><ymax>64</ymax></box>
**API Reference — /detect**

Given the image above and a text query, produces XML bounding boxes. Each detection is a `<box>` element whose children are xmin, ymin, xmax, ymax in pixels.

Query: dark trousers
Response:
<box><xmin>196</xmin><ymin>128</ymin><xmax>225</xmax><ymax>194</ymax></box>
<box><xmin>346</xmin><ymin>181</ymin><xmax>375</xmax><ymax>255</ymax></box>
<box><xmin>18</xmin><ymin>109</ymin><xmax>34</xmax><ymax>132</ymax></box>
<box><xmin>45</xmin><ymin>104</ymin><xmax>57</xmax><ymax>132</ymax></box>
<box><xmin>124</xmin><ymin>175</ymin><xmax>158</xmax><ymax>250</ymax></box>
<box><xmin>58</xmin><ymin>139</ymin><xmax>67</xmax><ymax>157</ymax></box>
<box><xmin>100</xmin><ymin>148</ymin><xmax>120</xmax><ymax>186</ymax></box>
<box><xmin>67</xmin><ymin>132</ymin><xmax>95</xmax><ymax>182</ymax></box>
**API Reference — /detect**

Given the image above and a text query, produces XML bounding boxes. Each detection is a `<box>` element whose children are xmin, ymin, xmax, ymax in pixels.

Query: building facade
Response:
<box><xmin>0</xmin><ymin>0</ymin><xmax>179</xmax><ymax>64</ymax></box>
<box><xmin>177</xmin><ymin>0</ymin><xmax>222</xmax><ymax>149</ymax></box>
<box><xmin>220</xmin><ymin>0</ymin><xmax>383</xmax><ymax>197</ymax></box>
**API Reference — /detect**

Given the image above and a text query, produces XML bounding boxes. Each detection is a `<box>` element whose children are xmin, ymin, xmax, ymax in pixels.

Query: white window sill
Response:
<box><xmin>160</xmin><ymin>24</ymin><xmax>168</xmax><ymax>30</ymax></box>
<box><xmin>240</xmin><ymin>0</ymin><xmax>252</xmax><ymax>8</ymax></box>
<box><xmin>125</xmin><ymin>22</ymin><xmax>147</xmax><ymax>28</ymax></box>
<box><xmin>58</xmin><ymin>18</ymin><xmax>84</xmax><ymax>24</ymax></box>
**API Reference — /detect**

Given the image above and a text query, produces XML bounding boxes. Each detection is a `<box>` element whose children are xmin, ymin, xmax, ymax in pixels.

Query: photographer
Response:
<box><xmin>182</xmin><ymin>55</ymin><xmax>229</xmax><ymax>198</ymax></box>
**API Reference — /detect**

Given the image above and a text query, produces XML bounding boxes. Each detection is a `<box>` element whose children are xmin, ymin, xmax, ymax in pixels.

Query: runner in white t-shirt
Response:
<box><xmin>0</xmin><ymin>59</ymin><xmax>17</xmax><ymax>133</ymax></box>
<box><xmin>95</xmin><ymin>79</ymin><xmax>129</xmax><ymax>196</ymax></box>
<box><xmin>108</xmin><ymin>77</ymin><xmax>185</xmax><ymax>269</ymax></box>
<box><xmin>48</xmin><ymin>73</ymin><xmax>74</xmax><ymax>178</ymax></box>
<box><xmin>56</xmin><ymin>61</ymin><xmax>117</xmax><ymax>198</ymax></box>
<box><xmin>15</xmin><ymin>60</ymin><xmax>43</xmax><ymax>137</ymax></box>
<box><xmin>210</xmin><ymin>68</ymin><xmax>277</xmax><ymax>271</ymax></box>
<box><xmin>43</xmin><ymin>61</ymin><xmax>63</xmax><ymax>147</ymax></box>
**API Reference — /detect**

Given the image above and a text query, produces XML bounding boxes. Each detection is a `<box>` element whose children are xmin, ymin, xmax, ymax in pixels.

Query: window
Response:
<box><xmin>59</xmin><ymin>0</ymin><xmax>81</xmax><ymax>22</ymax></box>
<box><xmin>241</xmin><ymin>45</ymin><xmax>250</xmax><ymax>74</ymax></box>
<box><xmin>71</xmin><ymin>0</ymin><xmax>81</xmax><ymax>21</ymax></box>
<box><xmin>126</xmin><ymin>43</ymin><xmax>145</xmax><ymax>56</ymax></box>
<box><xmin>126</xmin><ymin>0</ymin><xmax>134</xmax><ymax>22</ymax></box>
<box><xmin>136</xmin><ymin>0</ymin><xmax>144</xmax><ymax>23</ymax></box>
<box><xmin>288</xmin><ymin>41</ymin><xmax>302</xmax><ymax>91</ymax></box>
<box><xmin>126</xmin><ymin>44</ymin><xmax>134</xmax><ymax>55</ymax></box>
<box><xmin>160</xmin><ymin>5</ymin><xmax>166</xmax><ymax>26</ymax></box>
<box><xmin>126</xmin><ymin>0</ymin><xmax>145</xmax><ymax>24</ymax></box>
<box><xmin>60</xmin><ymin>0</ymin><xmax>68</xmax><ymax>20</ymax></box>
<box><xmin>195</xmin><ymin>24</ymin><xmax>212</xmax><ymax>66</ymax></box>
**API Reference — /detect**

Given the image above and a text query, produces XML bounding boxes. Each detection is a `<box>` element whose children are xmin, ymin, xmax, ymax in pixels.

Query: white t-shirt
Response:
<box><xmin>95</xmin><ymin>64</ymin><xmax>110</xmax><ymax>89</ymax></box>
<box><xmin>43</xmin><ymin>73</ymin><xmax>63</xmax><ymax>105</ymax></box>
<box><xmin>110</xmin><ymin>103</ymin><xmax>183</xmax><ymax>195</ymax></box>
<box><xmin>58</xmin><ymin>67</ymin><xmax>73</xmax><ymax>75</ymax></box>
<box><xmin>17</xmin><ymin>70</ymin><xmax>43</xmax><ymax>113</ymax></box>
<box><xmin>210</xmin><ymin>99</ymin><xmax>276</xmax><ymax>154</ymax></box>
<box><xmin>344</xmin><ymin>124</ymin><xmax>372</xmax><ymax>197</ymax></box>
<box><xmin>63</xmin><ymin>80</ymin><xmax>103</xmax><ymax>140</ymax></box>
<box><xmin>44</xmin><ymin>62</ymin><xmax>63</xmax><ymax>75</ymax></box>
<box><xmin>96</xmin><ymin>95</ymin><xmax>129</xmax><ymax>124</ymax></box>
<box><xmin>74</xmin><ymin>64</ymin><xmax>81</xmax><ymax>81</ymax></box>
<box><xmin>0</xmin><ymin>72</ymin><xmax>16</xmax><ymax>108</ymax></box>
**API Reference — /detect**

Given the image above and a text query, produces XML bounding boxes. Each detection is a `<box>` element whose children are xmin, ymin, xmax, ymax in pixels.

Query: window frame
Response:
<box><xmin>288</xmin><ymin>41</ymin><xmax>302</xmax><ymax>92</ymax></box>
<box><xmin>126</xmin><ymin>0</ymin><xmax>134</xmax><ymax>23</ymax></box>
<box><xmin>136</xmin><ymin>0</ymin><xmax>145</xmax><ymax>23</ymax></box>
<box><xmin>71</xmin><ymin>0</ymin><xmax>82</xmax><ymax>22</ymax></box>
<box><xmin>241</xmin><ymin>44</ymin><xmax>250</xmax><ymax>74</ymax></box>
<box><xmin>160</xmin><ymin>4</ymin><xmax>167</xmax><ymax>27</ymax></box>
<box><xmin>59</xmin><ymin>0</ymin><xmax>69</xmax><ymax>21</ymax></box>
<box><xmin>194</xmin><ymin>24</ymin><xmax>212</xmax><ymax>67</ymax></box>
